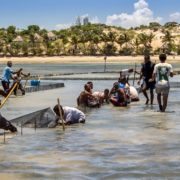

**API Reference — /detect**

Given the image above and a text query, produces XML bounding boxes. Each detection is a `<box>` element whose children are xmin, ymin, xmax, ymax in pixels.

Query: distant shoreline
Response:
<box><xmin>0</xmin><ymin>55</ymin><xmax>179</xmax><ymax>64</ymax></box>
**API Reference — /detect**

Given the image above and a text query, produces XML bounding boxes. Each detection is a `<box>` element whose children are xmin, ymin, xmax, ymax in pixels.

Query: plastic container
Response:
<box><xmin>30</xmin><ymin>80</ymin><xmax>40</xmax><ymax>86</ymax></box>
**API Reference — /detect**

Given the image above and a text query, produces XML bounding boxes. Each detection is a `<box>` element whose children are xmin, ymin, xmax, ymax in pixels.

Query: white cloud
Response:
<box><xmin>90</xmin><ymin>16</ymin><xmax>100</xmax><ymax>24</ymax></box>
<box><xmin>106</xmin><ymin>0</ymin><xmax>162</xmax><ymax>28</ymax></box>
<box><xmin>169</xmin><ymin>12</ymin><xmax>180</xmax><ymax>22</ymax></box>
<box><xmin>55</xmin><ymin>23</ymin><xmax>72</xmax><ymax>30</ymax></box>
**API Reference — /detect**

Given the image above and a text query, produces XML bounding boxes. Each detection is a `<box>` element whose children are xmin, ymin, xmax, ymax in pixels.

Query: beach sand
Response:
<box><xmin>0</xmin><ymin>55</ymin><xmax>179</xmax><ymax>64</ymax></box>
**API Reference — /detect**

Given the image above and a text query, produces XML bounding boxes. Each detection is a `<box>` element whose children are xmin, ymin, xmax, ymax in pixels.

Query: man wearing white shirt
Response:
<box><xmin>152</xmin><ymin>54</ymin><xmax>173</xmax><ymax>112</ymax></box>
<box><xmin>53</xmin><ymin>105</ymin><xmax>86</xmax><ymax>125</ymax></box>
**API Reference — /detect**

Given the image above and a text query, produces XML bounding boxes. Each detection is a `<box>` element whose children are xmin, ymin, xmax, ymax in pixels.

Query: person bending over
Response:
<box><xmin>52</xmin><ymin>105</ymin><xmax>86</xmax><ymax>126</ymax></box>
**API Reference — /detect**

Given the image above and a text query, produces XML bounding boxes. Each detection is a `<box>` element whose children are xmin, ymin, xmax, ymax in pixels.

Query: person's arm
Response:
<box><xmin>137</xmin><ymin>66</ymin><xmax>143</xmax><ymax>85</ymax></box>
<box><xmin>169</xmin><ymin>65</ymin><xmax>173</xmax><ymax>77</ymax></box>
<box><xmin>78</xmin><ymin>112</ymin><xmax>86</xmax><ymax>122</ymax></box>
<box><xmin>109</xmin><ymin>87</ymin><xmax>115</xmax><ymax>96</ymax></box>
<box><xmin>21</xmin><ymin>72</ymin><xmax>30</xmax><ymax>77</ymax></box>
<box><xmin>151</xmin><ymin>64</ymin><xmax>157</xmax><ymax>82</ymax></box>
<box><xmin>12</xmin><ymin>68</ymin><xmax>23</xmax><ymax>74</ymax></box>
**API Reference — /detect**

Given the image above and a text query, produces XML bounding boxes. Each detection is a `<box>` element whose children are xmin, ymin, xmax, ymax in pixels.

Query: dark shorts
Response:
<box><xmin>142</xmin><ymin>80</ymin><xmax>155</xmax><ymax>90</ymax></box>
<box><xmin>1</xmin><ymin>80</ymin><xmax>10</xmax><ymax>92</ymax></box>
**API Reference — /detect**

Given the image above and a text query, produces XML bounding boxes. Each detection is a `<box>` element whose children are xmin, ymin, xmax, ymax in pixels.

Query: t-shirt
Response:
<box><xmin>154</xmin><ymin>63</ymin><xmax>173</xmax><ymax>87</ymax></box>
<box><xmin>93</xmin><ymin>91</ymin><xmax>104</xmax><ymax>98</ymax></box>
<box><xmin>142</xmin><ymin>61</ymin><xmax>155</xmax><ymax>81</ymax></box>
<box><xmin>1</xmin><ymin>66</ymin><xmax>13</xmax><ymax>82</ymax></box>
<box><xmin>129</xmin><ymin>86</ymin><xmax>139</xmax><ymax>100</ymax></box>
<box><xmin>63</xmin><ymin>106</ymin><xmax>86</xmax><ymax>124</ymax></box>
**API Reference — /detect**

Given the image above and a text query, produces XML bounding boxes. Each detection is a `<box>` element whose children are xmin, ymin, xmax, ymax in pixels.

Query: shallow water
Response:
<box><xmin>1</xmin><ymin>62</ymin><xmax>180</xmax><ymax>76</ymax></box>
<box><xmin>0</xmin><ymin>80</ymin><xmax>180</xmax><ymax>179</ymax></box>
<box><xmin>0</xmin><ymin>63</ymin><xmax>135</xmax><ymax>76</ymax></box>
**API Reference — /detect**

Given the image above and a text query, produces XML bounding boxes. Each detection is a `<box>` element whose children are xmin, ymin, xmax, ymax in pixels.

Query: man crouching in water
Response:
<box><xmin>109</xmin><ymin>82</ymin><xmax>127</xmax><ymax>106</ymax></box>
<box><xmin>92</xmin><ymin>89</ymin><xmax>110</xmax><ymax>104</ymax></box>
<box><xmin>77</xmin><ymin>84</ymin><xmax>100</xmax><ymax>108</ymax></box>
<box><xmin>53</xmin><ymin>105</ymin><xmax>86</xmax><ymax>126</ymax></box>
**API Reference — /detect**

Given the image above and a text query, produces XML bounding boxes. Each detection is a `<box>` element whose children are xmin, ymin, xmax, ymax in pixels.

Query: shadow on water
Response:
<box><xmin>0</xmin><ymin>80</ymin><xmax>180</xmax><ymax>179</ymax></box>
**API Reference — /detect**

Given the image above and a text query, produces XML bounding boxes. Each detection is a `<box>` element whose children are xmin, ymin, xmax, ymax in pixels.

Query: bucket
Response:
<box><xmin>30</xmin><ymin>80</ymin><xmax>40</xmax><ymax>86</ymax></box>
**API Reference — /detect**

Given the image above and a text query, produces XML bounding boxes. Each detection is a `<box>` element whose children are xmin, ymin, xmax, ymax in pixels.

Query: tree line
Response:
<box><xmin>0</xmin><ymin>22</ymin><xmax>179</xmax><ymax>57</ymax></box>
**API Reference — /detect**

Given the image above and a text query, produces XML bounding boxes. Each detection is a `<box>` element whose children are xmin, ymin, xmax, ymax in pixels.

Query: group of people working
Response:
<box><xmin>76</xmin><ymin>53</ymin><xmax>173</xmax><ymax>113</ymax></box>
<box><xmin>0</xmin><ymin>53</ymin><xmax>174</xmax><ymax>132</ymax></box>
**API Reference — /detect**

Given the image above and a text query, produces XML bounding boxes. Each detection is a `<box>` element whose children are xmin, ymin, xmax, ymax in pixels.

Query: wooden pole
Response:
<box><xmin>34</xmin><ymin>118</ymin><xmax>37</xmax><ymax>132</ymax></box>
<box><xmin>104</xmin><ymin>57</ymin><xmax>107</xmax><ymax>72</ymax></box>
<box><xmin>23</xmin><ymin>78</ymin><xmax>29</xmax><ymax>89</ymax></box>
<box><xmin>0</xmin><ymin>82</ymin><xmax>18</xmax><ymax>109</ymax></box>
<box><xmin>133</xmin><ymin>63</ymin><xmax>137</xmax><ymax>86</ymax></box>
<box><xmin>57</xmin><ymin>98</ymin><xmax>65</xmax><ymax>131</ymax></box>
<box><xmin>3</xmin><ymin>130</ymin><xmax>6</xmax><ymax>144</ymax></box>
<box><xmin>21</xmin><ymin>120</ymin><xmax>23</xmax><ymax>135</ymax></box>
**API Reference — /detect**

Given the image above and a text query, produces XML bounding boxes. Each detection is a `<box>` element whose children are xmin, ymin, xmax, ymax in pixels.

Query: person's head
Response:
<box><xmin>87</xmin><ymin>81</ymin><xmax>93</xmax><ymax>89</ymax></box>
<box><xmin>113</xmin><ymin>82</ymin><xmax>119</xmax><ymax>90</ymax></box>
<box><xmin>104</xmin><ymin>89</ymin><xmax>109</xmax><ymax>98</ymax></box>
<box><xmin>53</xmin><ymin>104</ymin><xmax>64</xmax><ymax>117</ymax></box>
<box><xmin>84</xmin><ymin>84</ymin><xmax>91</xmax><ymax>91</ymax></box>
<box><xmin>144</xmin><ymin>54</ymin><xmax>150</xmax><ymax>63</ymax></box>
<box><xmin>118</xmin><ymin>77</ymin><xmax>126</xmax><ymax>84</ymax></box>
<box><xmin>7</xmin><ymin>61</ymin><xmax>12</xmax><ymax>67</ymax></box>
<box><xmin>159</xmin><ymin>53</ymin><xmax>167</xmax><ymax>62</ymax></box>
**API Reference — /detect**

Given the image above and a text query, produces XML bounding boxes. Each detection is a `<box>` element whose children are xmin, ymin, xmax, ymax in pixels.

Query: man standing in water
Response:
<box><xmin>1</xmin><ymin>61</ymin><xmax>21</xmax><ymax>93</ymax></box>
<box><xmin>153</xmin><ymin>54</ymin><xmax>173</xmax><ymax>112</ymax></box>
<box><xmin>138</xmin><ymin>55</ymin><xmax>155</xmax><ymax>104</ymax></box>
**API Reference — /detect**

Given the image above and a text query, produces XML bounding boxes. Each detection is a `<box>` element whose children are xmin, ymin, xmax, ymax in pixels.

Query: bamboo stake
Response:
<box><xmin>3</xmin><ymin>130</ymin><xmax>6</xmax><ymax>144</ymax></box>
<box><xmin>133</xmin><ymin>63</ymin><xmax>137</xmax><ymax>86</ymax></box>
<box><xmin>34</xmin><ymin>118</ymin><xmax>37</xmax><ymax>132</ymax></box>
<box><xmin>0</xmin><ymin>82</ymin><xmax>18</xmax><ymax>109</ymax></box>
<box><xmin>57</xmin><ymin>98</ymin><xmax>65</xmax><ymax>131</ymax></box>
<box><xmin>21</xmin><ymin>120</ymin><xmax>23</xmax><ymax>135</ymax></box>
<box><xmin>23</xmin><ymin>78</ymin><xmax>29</xmax><ymax>89</ymax></box>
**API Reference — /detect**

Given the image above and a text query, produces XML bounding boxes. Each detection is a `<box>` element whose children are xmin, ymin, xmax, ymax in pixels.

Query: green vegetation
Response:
<box><xmin>0</xmin><ymin>22</ymin><xmax>179</xmax><ymax>57</ymax></box>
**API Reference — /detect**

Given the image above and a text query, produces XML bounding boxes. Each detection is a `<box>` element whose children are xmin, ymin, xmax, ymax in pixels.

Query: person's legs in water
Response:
<box><xmin>19</xmin><ymin>83</ymin><xmax>25</xmax><ymax>95</ymax></box>
<box><xmin>150</xmin><ymin>88</ymin><xmax>154</xmax><ymax>105</ymax></box>
<box><xmin>142</xmin><ymin>81</ymin><xmax>149</xmax><ymax>104</ymax></box>
<box><xmin>1</xmin><ymin>81</ymin><xmax>10</xmax><ymax>93</ymax></box>
<box><xmin>162</xmin><ymin>94</ymin><xmax>168</xmax><ymax>112</ymax></box>
<box><xmin>157</xmin><ymin>93</ymin><xmax>162</xmax><ymax>111</ymax></box>
<box><xmin>13</xmin><ymin>86</ymin><xmax>17</xmax><ymax>96</ymax></box>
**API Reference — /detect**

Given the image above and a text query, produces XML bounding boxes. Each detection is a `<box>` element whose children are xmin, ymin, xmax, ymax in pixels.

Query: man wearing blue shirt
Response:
<box><xmin>1</xmin><ymin>61</ymin><xmax>21</xmax><ymax>93</ymax></box>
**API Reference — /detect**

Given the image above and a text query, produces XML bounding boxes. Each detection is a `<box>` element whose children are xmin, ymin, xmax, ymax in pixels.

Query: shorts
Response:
<box><xmin>156</xmin><ymin>85</ymin><xmax>170</xmax><ymax>95</ymax></box>
<box><xmin>142</xmin><ymin>80</ymin><xmax>155</xmax><ymax>90</ymax></box>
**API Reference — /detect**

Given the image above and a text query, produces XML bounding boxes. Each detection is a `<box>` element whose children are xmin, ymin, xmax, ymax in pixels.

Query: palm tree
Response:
<box><xmin>132</xmin><ymin>38</ymin><xmax>141</xmax><ymax>55</ymax></box>
<box><xmin>138</xmin><ymin>32</ymin><xmax>154</xmax><ymax>54</ymax></box>
<box><xmin>161</xmin><ymin>30</ymin><xmax>175</xmax><ymax>54</ymax></box>
<box><xmin>71</xmin><ymin>35</ymin><xmax>79</xmax><ymax>55</ymax></box>
<box><xmin>117</xmin><ymin>32</ymin><xmax>133</xmax><ymax>55</ymax></box>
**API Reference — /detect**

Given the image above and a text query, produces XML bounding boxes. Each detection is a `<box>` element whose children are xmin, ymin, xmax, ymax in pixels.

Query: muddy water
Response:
<box><xmin>0</xmin><ymin>80</ymin><xmax>180</xmax><ymax>179</ymax></box>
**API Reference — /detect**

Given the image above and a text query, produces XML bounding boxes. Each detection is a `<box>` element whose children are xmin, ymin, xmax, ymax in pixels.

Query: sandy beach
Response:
<box><xmin>0</xmin><ymin>55</ymin><xmax>180</xmax><ymax>64</ymax></box>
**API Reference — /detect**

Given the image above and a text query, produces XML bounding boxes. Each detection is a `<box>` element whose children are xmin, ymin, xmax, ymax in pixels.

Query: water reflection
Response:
<box><xmin>0</xmin><ymin>80</ymin><xmax>180</xmax><ymax>179</ymax></box>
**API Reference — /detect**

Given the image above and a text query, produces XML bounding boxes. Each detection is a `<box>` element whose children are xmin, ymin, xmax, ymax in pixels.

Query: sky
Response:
<box><xmin>0</xmin><ymin>0</ymin><xmax>179</xmax><ymax>30</ymax></box>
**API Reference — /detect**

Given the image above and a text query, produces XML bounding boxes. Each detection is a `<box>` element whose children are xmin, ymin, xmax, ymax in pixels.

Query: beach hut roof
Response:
<box><xmin>13</xmin><ymin>35</ymin><xmax>23</xmax><ymax>42</ymax></box>
<box><xmin>47</xmin><ymin>32</ymin><xmax>56</xmax><ymax>38</ymax></box>
<box><xmin>34</xmin><ymin>33</ymin><xmax>42</xmax><ymax>40</ymax></box>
